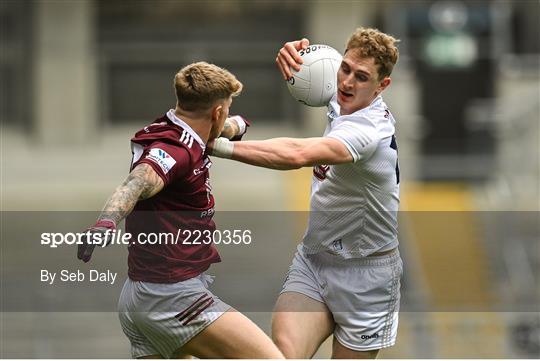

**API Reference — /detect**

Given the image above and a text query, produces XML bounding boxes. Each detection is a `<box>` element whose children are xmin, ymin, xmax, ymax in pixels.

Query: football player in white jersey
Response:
<box><xmin>211</xmin><ymin>28</ymin><xmax>402</xmax><ymax>359</ymax></box>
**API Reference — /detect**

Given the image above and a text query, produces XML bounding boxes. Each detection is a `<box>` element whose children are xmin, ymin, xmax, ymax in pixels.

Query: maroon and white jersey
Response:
<box><xmin>125</xmin><ymin>110</ymin><xmax>219</xmax><ymax>283</ymax></box>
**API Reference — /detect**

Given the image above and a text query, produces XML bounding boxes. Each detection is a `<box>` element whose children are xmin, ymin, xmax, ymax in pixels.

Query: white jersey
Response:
<box><xmin>301</xmin><ymin>94</ymin><xmax>400</xmax><ymax>258</ymax></box>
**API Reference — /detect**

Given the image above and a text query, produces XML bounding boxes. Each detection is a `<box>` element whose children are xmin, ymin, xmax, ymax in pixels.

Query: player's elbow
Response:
<box><xmin>269</xmin><ymin>152</ymin><xmax>304</xmax><ymax>170</ymax></box>
<box><xmin>284</xmin><ymin>151</ymin><xmax>310</xmax><ymax>170</ymax></box>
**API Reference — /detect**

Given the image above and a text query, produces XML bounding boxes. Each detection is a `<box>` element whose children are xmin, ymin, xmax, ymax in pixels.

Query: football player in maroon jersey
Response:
<box><xmin>77</xmin><ymin>62</ymin><xmax>283</xmax><ymax>359</ymax></box>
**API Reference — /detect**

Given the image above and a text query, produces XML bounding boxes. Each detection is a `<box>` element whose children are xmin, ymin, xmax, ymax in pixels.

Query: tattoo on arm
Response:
<box><xmin>98</xmin><ymin>163</ymin><xmax>164</xmax><ymax>225</ymax></box>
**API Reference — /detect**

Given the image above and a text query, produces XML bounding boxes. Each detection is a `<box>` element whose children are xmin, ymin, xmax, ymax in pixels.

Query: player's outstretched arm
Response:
<box><xmin>77</xmin><ymin>163</ymin><xmax>164</xmax><ymax>262</ymax></box>
<box><xmin>276</xmin><ymin>38</ymin><xmax>310</xmax><ymax>80</ymax></box>
<box><xmin>211</xmin><ymin>137</ymin><xmax>352</xmax><ymax>170</ymax></box>
<box><xmin>98</xmin><ymin>163</ymin><xmax>164</xmax><ymax>225</ymax></box>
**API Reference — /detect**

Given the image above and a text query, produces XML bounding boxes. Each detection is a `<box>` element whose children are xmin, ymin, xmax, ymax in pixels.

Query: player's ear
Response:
<box><xmin>211</xmin><ymin>104</ymin><xmax>223</xmax><ymax>123</ymax></box>
<box><xmin>376</xmin><ymin>77</ymin><xmax>391</xmax><ymax>95</ymax></box>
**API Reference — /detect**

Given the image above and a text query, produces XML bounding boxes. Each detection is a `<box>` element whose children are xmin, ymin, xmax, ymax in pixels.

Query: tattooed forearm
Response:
<box><xmin>98</xmin><ymin>163</ymin><xmax>164</xmax><ymax>225</ymax></box>
<box><xmin>220</xmin><ymin>118</ymin><xmax>240</xmax><ymax>140</ymax></box>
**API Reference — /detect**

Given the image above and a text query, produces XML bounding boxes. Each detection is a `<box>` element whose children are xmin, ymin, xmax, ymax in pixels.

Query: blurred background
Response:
<box><xmin>1</xmin><ymin>0</ymin><xmax>539</xmax><ymax>358</ymax></box>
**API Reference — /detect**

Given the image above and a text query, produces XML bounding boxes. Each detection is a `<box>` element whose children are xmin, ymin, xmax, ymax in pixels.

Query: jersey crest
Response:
<box><xmin>313</xmin><ymin>165</ymin><xmax>330</xmax><ymax>181</ymax></box>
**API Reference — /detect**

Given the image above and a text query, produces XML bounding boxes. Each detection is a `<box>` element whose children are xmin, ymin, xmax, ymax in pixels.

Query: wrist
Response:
<box><xmin>230</xmin><ymin>115</ymin><xmax>247</xmax><ymax>137</ymax></box>
<box><xmin>211</xmin><ymin>137</ymin><xmax>234</xmax><ymax>158</ymax></box>
<box><xmin>95</xmin><ymin>219</ymin><xmax>116</xmax><ymax>230</ymax></box>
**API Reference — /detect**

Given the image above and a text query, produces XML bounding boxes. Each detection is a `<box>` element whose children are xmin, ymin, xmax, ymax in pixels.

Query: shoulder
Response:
<box><xmin>347</xmin><ymin>96</ymin><xmax>395</xmax><ymax>138</ymax></box>
<box><xmin>133</xmin><ymin>118</ymin><xmax>182</xmax><ymax>145</ymax></box>
<box><xmin>132</xmin><ymin>118</ymin><xmax>204</xmax><ymax>159</ymax></box>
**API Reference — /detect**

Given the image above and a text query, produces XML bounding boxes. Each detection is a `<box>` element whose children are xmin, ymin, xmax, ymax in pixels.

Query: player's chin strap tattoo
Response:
<box><xmin>77</xmin><ymin>163</ymin><xmax>164</xmax><ymax>263</ymax></box>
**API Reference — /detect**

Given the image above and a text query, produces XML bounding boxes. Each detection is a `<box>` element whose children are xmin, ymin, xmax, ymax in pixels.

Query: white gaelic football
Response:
<box><xmin>287</xmin><ymin>44</ymin><xmax>343</xmax><ymax>107</ymax></box>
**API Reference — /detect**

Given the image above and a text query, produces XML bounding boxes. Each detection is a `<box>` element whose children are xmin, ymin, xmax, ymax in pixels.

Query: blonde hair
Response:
<box><xmin>174</xmin><ymin>62</ymin><xmax>243</xmax><ymax>111</ymax></box>
<box><xmin>346</xmin><ymin>27</ymin><xmax>399</xmax><ymax>79</ymax></box>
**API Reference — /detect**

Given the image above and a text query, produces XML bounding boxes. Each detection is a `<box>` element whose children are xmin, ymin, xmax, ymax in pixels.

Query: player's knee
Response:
<box><xmin>272</xmin><ymin>332</ymin><xmax>301</xmax><ymax>359</ymax></box>
<box><xmin>260</xmin><ymin>346</ymin><xmax>285</xmax><ymax>359</ymax></box>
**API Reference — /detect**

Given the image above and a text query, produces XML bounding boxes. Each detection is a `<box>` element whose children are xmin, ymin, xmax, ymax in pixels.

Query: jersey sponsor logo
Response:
<box><xmin>313</xmin><ymin>165</ymin><xmax>330</xmax><ymax>181</ymax></box>
<box><xmin>361</xmin><ymin>333</ymin><xmax>379</xmax><ymax>340</ymax></box>
<box><xmin>179</xmin><ymin>130</ymin><xmax>194</xmax><ymax>148</ymax></box>
<box><xmin>146</xmin><ymin>148</ymin><xmax>176</xmax><ymax>174</ymax></box>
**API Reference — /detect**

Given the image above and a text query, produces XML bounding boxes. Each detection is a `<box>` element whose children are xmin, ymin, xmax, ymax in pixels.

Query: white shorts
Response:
<box><xmin>282</xmin><ymin>245</ymin><xmax>403</xmax><ymax>351</ymax></box>
<box><xmin>118</xmin><ymin>274</ymin><xmax>231</xmax><ymax>358</ymax></box>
